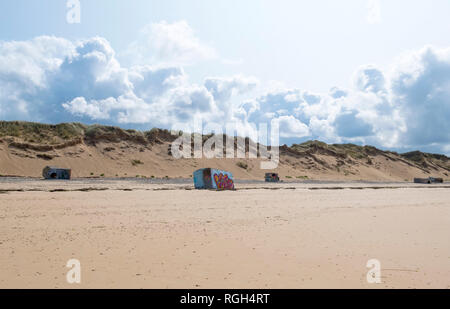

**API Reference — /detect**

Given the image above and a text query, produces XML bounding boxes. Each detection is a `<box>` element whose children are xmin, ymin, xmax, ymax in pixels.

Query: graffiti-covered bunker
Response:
<box><xmin>42</xmin><ymin>166</ymin><xmax>71</xmax><ymax>180</ymax></box>
<box><xmin>193</xmin><ymin>168</ymin><xmax>235</xmax><ymax>190</ymax></box>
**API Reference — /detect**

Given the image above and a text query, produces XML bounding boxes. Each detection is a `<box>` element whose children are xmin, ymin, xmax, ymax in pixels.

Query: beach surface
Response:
<box><xmin>0</xmin><ymin>178</ymin><xmax>449</xmax><ymax>289</ymax></box>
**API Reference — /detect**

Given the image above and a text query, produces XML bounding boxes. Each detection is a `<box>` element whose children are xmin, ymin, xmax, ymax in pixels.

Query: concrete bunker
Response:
<box><xmin>42</xmin><ymin>166</ymin><xmax>71</xmax><ymax>180</ymax></box>
<box><xmin>193</xmin><ymin>168</ymin><xmax>235</xmax><ymax>190</ymax></box>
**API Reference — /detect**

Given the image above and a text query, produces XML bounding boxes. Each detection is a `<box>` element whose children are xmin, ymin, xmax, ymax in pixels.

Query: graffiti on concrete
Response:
<box><xmin>214</xmin><ymin>173</ymin><xmax>235</xmax><ymax>190</ymax></box>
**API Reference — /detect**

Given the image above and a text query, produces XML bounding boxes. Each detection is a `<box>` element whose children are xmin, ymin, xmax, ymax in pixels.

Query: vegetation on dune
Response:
<box><xmin>84</xmin><ymin>125</ymin><xmax>148</xmax><ymax>145</ymax></box>
<box><xmin>290</xmin><ymin>140</ymin><xmax>382</xmax><ymax>160</ymax></box>
<box><xmin>0</xmin><ymin>121</ymin><xmax>85</xmax><ymax>145</ymax></box>
<box><xmin>131</xmin><ymin>159</ymin><xmax>144</xmax><ymax>166</ymax></box>
<box><xmin>0</xmin><ymin>121</ymin><xmax>176</xmax><ymax>146</ymax></box>
<box><xmin>236</xmin><ymin>161</ymin><xmax>248</xmax><ymax>170</ymax></box>
<box><xmin>402</xmin><ymin>150</ymin><xmax>449</xmax><ymax>163</ymax></box>
<box><xmin>0</xmin><ymin>121</ymin><xmax>448</xmax><ymax>174</ymax></box>
<box><xmin>296</xmin><ymin>176</ymin><xmax>309</xmax><ymax>179</ymax></box>
<box><xmin>401</xmin><ymin>150</ymin><xmax>450</xmax><ymax>170</ymax></box>
<box><xmin>288</xmin><ymin>139</ymin><xmax>450</xmax><ymax>173</ymax></box>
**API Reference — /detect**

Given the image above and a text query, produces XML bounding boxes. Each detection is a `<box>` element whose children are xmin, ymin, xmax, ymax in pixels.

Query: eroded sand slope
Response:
<box><xmin>1</xmin><ymin>121</ymin><xmax>449</xmax><ymax>181</ymax></box>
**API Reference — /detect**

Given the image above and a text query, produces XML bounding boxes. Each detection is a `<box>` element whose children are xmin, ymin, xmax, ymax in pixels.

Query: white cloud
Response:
<box><xmin>204</xmin><ymin>75</ymin><xmax>259</xmax><ymax>120</ymax></box>
<box><xmin>63</xmin><ymin>97</ymin><xmax>110</xmax><ymax>120</ymax></box>
<box><xmin>236</xmin><ymin>46</ymin><xmax>450</xmax><ymax>153</ymax></box>
<box><xmin>0</xmin><ymin>36</ymin><xmax>74</xmax><ymax>88</ymax></box>
<box><xmin>276</xmin><ymin>116</ymin><xmax>310</xmax><ymax>138</ymax></box>
<box><xmin>123</xmin><ymin>21</ymin><xmax>217</xmax><ymax>66</ymax></box>
<box><xmin>0</xmin><ymin>34</ymin><xmax>218</xmax><ymax>127</ymax></box>
<box><xmin>354</xmin><ymin>65</ymin><xmax>386</xmax><ymax>93</ymax></box>
<box><xmin>1</xmin><ymin>24</ymin><xmax>450</xmax><ymax>155</ymax></box>
<box><xmin>205</xmin><ymin>75</ymin><xmax>258</xmax><ymax>103</ymax></box>
<box><xmin>390</xmin><ymin>46</ymin><xmax>450</xmax><ymax>149</ymax></box>
<box><xmin>309</xmin><ymin>117</ymin><xmax>337</xmax><ymax>143</ymax></box>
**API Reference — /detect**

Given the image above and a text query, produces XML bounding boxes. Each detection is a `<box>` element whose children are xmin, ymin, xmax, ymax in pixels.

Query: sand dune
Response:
<box><xmin>0</xmin><ymin>121</ymin><xmax>449</xmax><ymax>182</ymax></box>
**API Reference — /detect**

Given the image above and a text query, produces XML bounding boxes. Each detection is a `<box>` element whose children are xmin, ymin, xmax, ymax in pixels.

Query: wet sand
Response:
<box><xmin>0</xmin><ymin>179</ymin><xmax>449</xmax><ymax>288</ymax></box>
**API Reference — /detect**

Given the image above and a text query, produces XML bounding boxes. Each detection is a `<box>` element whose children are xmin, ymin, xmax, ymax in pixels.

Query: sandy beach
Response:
<box><xmin>0</xmin><ymin>178</ymin><xmax>449</xmax><ymax>289</ymax></box>
<box><xmin>3</xmin><ymin>0</ymin><xmax>450</xmax><ymax>296</ymax></box>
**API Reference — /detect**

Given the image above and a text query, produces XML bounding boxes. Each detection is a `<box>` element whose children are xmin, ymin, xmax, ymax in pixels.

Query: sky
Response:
<box><xmin>0</xmin><ymin>0</ymin><xmax>450</xmax><ymax>154</ymax></box>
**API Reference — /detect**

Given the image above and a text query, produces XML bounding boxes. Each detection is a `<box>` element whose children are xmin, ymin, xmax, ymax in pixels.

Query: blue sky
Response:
<box><xmin>1</xmin><ymin>0</ymin><xmax>450</xmax><ymax>154</ymax></box>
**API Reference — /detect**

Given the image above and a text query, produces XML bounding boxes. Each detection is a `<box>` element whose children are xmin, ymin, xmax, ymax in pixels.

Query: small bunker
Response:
<box><xmin>193</xmin><ymin>168</ymin><xmax>235</xmax><ymax>190</ymax></box>
<box><xmin>42</xmin><ymin>166</ymin><xmax>71</xmax><ymax>180</ymax></box>
<box><xmin>265</xmin><ymin>173</ymin><xmax>280</xmax><ymax>183</ymax></box>
<box><xmin>414</xmin><ymin>177</ymin><xmax>444</xmax><ymax>184</ymax></box>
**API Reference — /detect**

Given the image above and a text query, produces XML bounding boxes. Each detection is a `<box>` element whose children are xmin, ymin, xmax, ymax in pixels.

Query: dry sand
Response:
<box><xmin>0</xmin><ymin>179</ymin><xmax>449</xmax><ymax>289</ymax></box>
